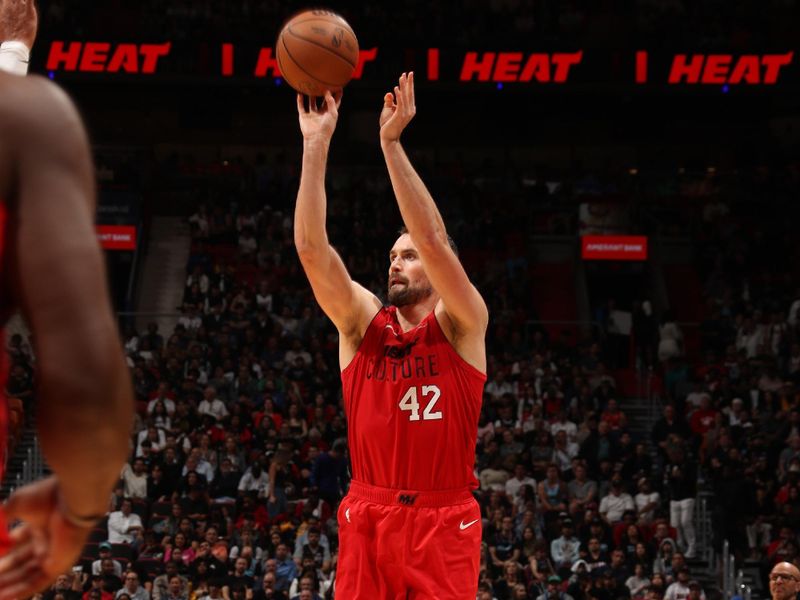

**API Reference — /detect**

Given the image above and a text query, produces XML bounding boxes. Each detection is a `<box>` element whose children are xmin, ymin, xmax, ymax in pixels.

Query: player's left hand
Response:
<box><xmin>0</xmin><ymin>477</ymin><xmax>94</xmax><ymax>600</ymax></box>
<box><xmin>0</xmin><ymin>0</ymin><xmax>38</xmax><ymax>48</ymax></box>
<box><xmin>379</xmin><ymin>72</ymin><xmax>416</xmax><ymax>144</ymax></box>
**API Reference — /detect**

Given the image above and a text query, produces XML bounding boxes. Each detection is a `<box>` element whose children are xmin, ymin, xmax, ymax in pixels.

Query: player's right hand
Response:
<box><xmin>0</xmin><ymin>477</ymin><xmax>94</xmax><ymax>600</ymax></box>
<box><xmin>0</xmin><ymin>0</ymin><xmax>38</xmax><ymax>48</ymax></box>
<box><xmin>297</xmin><ymin>90</ymin><xmax>343</xmax><ymax>142</ymax></box>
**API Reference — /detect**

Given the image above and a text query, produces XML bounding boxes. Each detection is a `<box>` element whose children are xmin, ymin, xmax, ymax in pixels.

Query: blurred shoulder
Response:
<box><xmin>0</xmin><ymin>73</ymin><xmax>84</xmax><ymax>142</ymax></box>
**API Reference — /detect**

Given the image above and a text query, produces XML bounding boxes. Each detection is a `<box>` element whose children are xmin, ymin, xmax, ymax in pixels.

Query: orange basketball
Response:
<box><xmin>275</xmin><ymin>9</ymin><xmax>359</xmax><ymax>96</ymax></box>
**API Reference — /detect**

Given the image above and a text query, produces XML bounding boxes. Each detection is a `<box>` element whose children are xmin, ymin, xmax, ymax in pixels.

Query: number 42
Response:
<box><xmin>398</xmin><ymin>385</ymin><xmax>442</xmax><ymax>421</ymax></box>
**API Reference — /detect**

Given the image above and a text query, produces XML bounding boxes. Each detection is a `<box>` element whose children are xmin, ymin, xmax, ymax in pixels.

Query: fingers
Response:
<box><xmin>323</xmin><ymin>90</ymin><xmax>338</xmax><ymax>115</ymax></box>
<box><xmin>0</xmin><ymin>526</ymin><xmax>46</xmax><ymax>600</ymax></box>
<box><xmin>330</xmin><ymin>89</ymin><xmax>344</xmax><ymax>109</ymax></box>
<box><xmin>4</xmin><ymin>477</ymin><xmax>58</xmax><ymax>528</ymax></box>
<box><xmin>383</xmin><ymin>92</ymin><xmax>394</xmax><ymax>108</ymax></box>
<box><xmin>394</xmin><ymin>72</ymin><xmax>416</xmax><ymax>113</ymax></box>
<box><xmin>296</xmin><ymin>93</ymin><xmax>305</xmax><ymax>115</ymax></box>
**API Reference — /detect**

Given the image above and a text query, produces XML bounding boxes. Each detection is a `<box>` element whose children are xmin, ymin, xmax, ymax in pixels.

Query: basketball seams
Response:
<box><xmin>284</xmin><ymin>16</ymin><xmax>357</xmax><ymax>39</ymax></box>
<box><xmin>279</xmin><ymin>33</ymin><xmax>349</xmax><ymax>90</ymax></box>
<box><xmin>284</xmin><ymin>27</ymin><xmax>358</xmax><ymax>69</ymax></box>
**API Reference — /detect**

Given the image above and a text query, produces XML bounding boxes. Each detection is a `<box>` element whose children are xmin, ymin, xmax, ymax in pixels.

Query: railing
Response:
<box><xmin>722</xmin><ymin>539</ymin><xmax>753</xmax><ymax>600</ymax></box>
<box><xmin>696</xmin><ymin>495</ymin><xmax>715</xmax><ymax>565</ymax></box>
<box><xmin>9</xmin><ymin>437</ymin><xmax>44</xmax><ymax>497</ymax></box>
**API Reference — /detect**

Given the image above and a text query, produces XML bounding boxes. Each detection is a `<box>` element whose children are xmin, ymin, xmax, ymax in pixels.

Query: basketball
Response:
<box><xmin>275</xmin><ymin>9</ymin><xmax>359</xmax><ymax>97</ymax></box>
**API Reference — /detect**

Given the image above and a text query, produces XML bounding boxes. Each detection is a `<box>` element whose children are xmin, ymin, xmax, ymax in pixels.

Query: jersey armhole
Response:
<box><xmin>340</xmin><ymin>306</ymin><xmax>385</xmax><ymax>376</ymax></box>
<box><xmin>430</xmin><ymin>311</ymin><xmax>488</xmax><ymax>381</ymax></box>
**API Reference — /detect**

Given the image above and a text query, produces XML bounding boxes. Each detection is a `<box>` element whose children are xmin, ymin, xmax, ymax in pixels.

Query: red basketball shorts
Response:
<box><xmin>334</xmin><ymin>481</ymin><xmax>482</xmax><ymax>600</ymax></box>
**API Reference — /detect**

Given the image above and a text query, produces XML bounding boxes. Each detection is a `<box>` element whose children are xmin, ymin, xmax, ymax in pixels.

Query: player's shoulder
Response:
<box><xmin>0</xmin><ymin>74</ymin><xmax>82</xmax><ymax>140</ymax></box>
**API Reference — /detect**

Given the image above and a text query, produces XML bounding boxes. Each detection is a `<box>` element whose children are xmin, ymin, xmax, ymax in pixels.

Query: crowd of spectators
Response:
<box><xmin>4</xmin><ymin>135</ymin><xmax>799</xmax><ymax>600</ymax></box>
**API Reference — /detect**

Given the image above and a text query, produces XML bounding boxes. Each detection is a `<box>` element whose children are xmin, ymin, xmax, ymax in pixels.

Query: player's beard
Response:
<box><xmin>388</xmin><ymin>280</ymin><xmax>433</xmax><ymax>307</ymax></box>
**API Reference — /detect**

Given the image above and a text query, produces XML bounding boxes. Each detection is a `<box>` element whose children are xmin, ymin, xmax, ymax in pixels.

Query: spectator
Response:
<box><xmin>539</xmin><ymin>464</ymin><xmax>569</xmax><ymax>533</ymax></box>
<box><xmin>274</xmin><ymin>544</ymin><xmax>298</xmax><ymax>593</ymax></box>
<box><xmin>551</xmin><ymin>518</ymin><xmax>581</xmax><ymax>577</ymax></box>
<box><xmin>598</xmin><ymin>475</ymin><xmax>634</xmax><ymax>525</ymax></box>
<box><xmin>626</xmin><ymin>563</ymin><xmax>651</xmax><ymax>599</ymax></box>
<box><xmin>505</xmin><ymin>463</ymin><xmax>536</xmax><ymax>500</ymax></box>
<box><xmin>107</xmin><ymin>498</ymin><xmax>143</xmax><ymax>546</ymax></box>
<box><xmin>115</xmin><ymin>572</ymin><xmax>148</xmax><ymax>600</ymax></box>
<box><xmin>658</xmin><ymin>312</ymin><xmax>684</xmax><ymax>363</ymax></box>
<box><xmin>489</xmin><ymin>514</ymin><xmax>521</xmax><ymax>575</ymax></box>
<box><xmin>310</xmin><ymin>440</ymin><xmax>348</xmax><ymax>505</ymax></box>
<box><xmin>120</xmin><ymin>458</ymin><xmax>148</xmax><ymax>499</ymax></box>
<box><xmin>536</xmin><ymin>575</ymin><xmax>574</xmax><ymax>600</ymax></box>
<box><xmin>238</xmin><ymin>459</ymin><xmax>270</xmax><ymax>498</ymax></box>
<box><xmin>162</xmin><ymin>575</ymin><xmax>189</xmax><ymax>600</ymax></box>
<box><xmin>92</xmin><ymin>542</ymin><xmax>123</xmax><ymax>577</ymax></box>
<box><xmin>152</xmin><ymin>561</ymin><xmax>188</xmax><ymax>600</ymax></box>
<box><xmin>665</xmin><ymin>448</ymin><xmax>697</xmax><ymax>558</ymax></box>
<box><xmin>634</xmin><ymin>477</ymin><xmax>660</xmax><ymax>525</ymax></box>
<box><xmin>198</xmin><ymin>386</ymin><xmax>229</xmax><ymax>422</ymax></box>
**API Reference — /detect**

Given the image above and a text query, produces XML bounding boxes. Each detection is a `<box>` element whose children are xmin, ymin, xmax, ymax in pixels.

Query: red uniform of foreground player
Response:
<box><xmin>0</xmin><ymin>1</ymin><xmax>133</xmax><ymax>597</ymax></box>
<box><xmin>295</xmin><ymin>72</ymin><xmax>488</xmax><ymax>599</ymax></box>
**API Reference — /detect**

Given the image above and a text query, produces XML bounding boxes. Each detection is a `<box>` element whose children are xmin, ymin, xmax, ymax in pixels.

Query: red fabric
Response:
<box><xmin>689</xmin><ymin>409</ymin><xmax>718</xmax><ymax>435</ymax></box>
<box><xmin>335</xmin><ymin>486</ymin><xmax>481</xmax><ymax>599</ymax></box>
<box><xmin>340</xmin><ymin>307</ymin><xmax>486</xmax><ymax>491</ymax></box>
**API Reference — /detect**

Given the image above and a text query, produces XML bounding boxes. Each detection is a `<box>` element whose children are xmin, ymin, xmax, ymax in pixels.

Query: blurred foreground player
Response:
<box><xmin>0</xmin><ymin>1</ymin><xmax>133</xmax><ymax>597</ymax></box>
<box><xmin>295</xmin><ymin>72</ymin><xmax>488</xmax><ymax>598</ymax></box>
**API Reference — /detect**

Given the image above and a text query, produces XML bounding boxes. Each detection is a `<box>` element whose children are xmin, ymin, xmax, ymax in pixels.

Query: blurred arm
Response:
<box><xmin>6</xmin><ymin>75</ymin><xmax>133</xmax><ymax>517</ymax></box>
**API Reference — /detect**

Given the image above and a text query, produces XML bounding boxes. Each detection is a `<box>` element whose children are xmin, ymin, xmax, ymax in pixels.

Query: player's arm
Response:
<box><xmin>294</xmin><ymin>92</ymin><xmax>380</xmax><ymax>340</ymax></box>
<box><xmin>379</xmin><ymin>73</ymin><xmax>488</xmax><ymax>352</ymax></box>
<box><xmin>0</xmin><ymin>73</ymin><xmax>133</xmax><ymax>514</ymax></box>
<box><xmin>0</xmin><ymin>0</ymin><xmax>37</xmax><ymax>76</ymax></box>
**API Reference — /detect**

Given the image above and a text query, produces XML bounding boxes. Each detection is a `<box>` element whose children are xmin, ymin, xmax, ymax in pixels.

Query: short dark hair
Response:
<box><xmin>397</xmin><ymin>226</ymin><xmax>458</xmax><ymax>256</ymax></box>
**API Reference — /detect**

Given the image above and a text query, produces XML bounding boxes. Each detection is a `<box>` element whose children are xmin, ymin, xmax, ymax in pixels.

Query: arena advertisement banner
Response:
<box><xmin>38</xmin><ymin>41</ymin><xmax>797</xmax><ymax>88</ymax></box>
<box><xmin>97</xmin><ymin>225</ymin><xmax>137</xmax><ymax>251</ymax></box>
<box><xmin>581</xmin><ymin>235</ymin><xmax>648</xmax><ymax>261</ymax></box>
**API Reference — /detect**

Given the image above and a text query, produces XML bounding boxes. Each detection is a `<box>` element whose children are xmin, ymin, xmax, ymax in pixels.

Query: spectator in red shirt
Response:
<box><xmin>601</xmin><ymin>399</ymin><xmax>627</xmax><ymax>431</ymax></box>
<box><xmin>689</xmin><ymin>396</ymin><xmax>718</xmax><ymax>438</ymax></box>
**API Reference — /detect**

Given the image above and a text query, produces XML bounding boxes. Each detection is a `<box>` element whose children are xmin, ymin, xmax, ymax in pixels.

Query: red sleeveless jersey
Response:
<box><xmin>340</xmin><ymin>306</ymin><xmax>486</xmax><ymax>491</ymax></box>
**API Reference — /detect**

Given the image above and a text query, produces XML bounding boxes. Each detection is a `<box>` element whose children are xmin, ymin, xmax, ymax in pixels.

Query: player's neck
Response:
<box><xmin>395</xmin><ymin>295</ymin><xmax>438</xmax><ymax>332</ymax></box>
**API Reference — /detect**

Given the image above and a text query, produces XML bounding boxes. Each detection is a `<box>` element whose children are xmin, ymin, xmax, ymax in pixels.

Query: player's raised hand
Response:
<box><xmin>0</xmin><ymin>476</ymin><xmax>96</xmax><ymax>600</ymax></box>
<box><xmin>0</xmin><ymin>0</ymin><xmax>38</xmax><ymax>48</ymax></box>
<box><xmin>297</xmin><ymin>90</ymin><xmax>343</xmax><ymax>142</ymax></box>
<box><xmin>379</xmin><ymin>72</ymin><xmax>416</xmax><ymax>144</ymax></box>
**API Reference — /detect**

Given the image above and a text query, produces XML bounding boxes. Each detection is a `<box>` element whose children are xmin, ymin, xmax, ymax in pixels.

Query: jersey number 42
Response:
<box><xmin>398</xmin><ymin>385</ymin><xmax>442</xmax><ymax>421</ymax></box>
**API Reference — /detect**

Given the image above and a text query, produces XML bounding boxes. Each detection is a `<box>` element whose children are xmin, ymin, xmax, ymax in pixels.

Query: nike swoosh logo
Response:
<box><xmin>459</xmin><ymin>519</ymin><xmax>479</xmax><ymax>530</ymax></box>
<box><xmin>345</xmin><ymin>508</ymin><xmax>351</xmax><ymax>523</ymax></box>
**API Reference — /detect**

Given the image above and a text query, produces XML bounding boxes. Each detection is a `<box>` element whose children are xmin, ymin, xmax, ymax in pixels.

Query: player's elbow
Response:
<box><xmin>414</xmin><ymin>229</ymin><xmax>449</xmax><ymax>253</ymax></box>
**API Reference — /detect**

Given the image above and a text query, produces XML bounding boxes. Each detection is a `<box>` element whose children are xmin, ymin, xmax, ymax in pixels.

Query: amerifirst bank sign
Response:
<box><xmin>42</xmin><ymin>41</ymin><xmax>796</xmax><ymax>86</ymax></box>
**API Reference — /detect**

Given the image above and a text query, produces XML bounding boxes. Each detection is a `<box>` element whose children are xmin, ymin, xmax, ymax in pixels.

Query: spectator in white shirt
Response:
<box><xmin>664</xmin><ymin>568</ymin><xmax>706</xmax><ymax>600</ymax></box>
<box><xmin>92</xmin><ymin>542</ymin><xmax>123</xmax><ymax>576</ymax></box>
<box><xmin>238</xmin><ymin>462</ymin><xmax>270</xmax><ymax>498</ymax></box>
<box><xmin>198</xmin><ymin>385</ymin><xmax>229</xmax><ymax>421</ymax></box>
<box><xmin>147</xmin><ymin>382</ymin><xmax>176</xmax><ymax>416</ymax></box>
<box><xmin>485</xmin><ymin>370</ymin><xmax>514</xmax><ymax>402</ymax></box>
<box><xmin>108</xmin><ymin>498</ymin><xmax>143</xmax><ymax>545</ymax></box>
<box><xmin>599</xmin><ymin>476</ymin><xmax>635</xmax><ymax>524</ymax></box>
<box><xmin>634</xmin><ymin>477</ymin><xmax>661</xmax><ymax>524</ymax></box>
<box><xmin>549</xmin><ymin>411</ymin><xmax>578</xmax><ymax>442</ymax></box>
<box><xmin>136</xmin><ymin>425</ymin><xmax>166</xmax><ymax>457</ymax></box>
<box><xmin>505</xmin><ymin>464</ymin><xmax>536</xmax><ymax>499</ymax></box>
<box><xmin>121</xmin><ymin>458</ymin><xmax>148</xmax><ymax>499</ymax></box>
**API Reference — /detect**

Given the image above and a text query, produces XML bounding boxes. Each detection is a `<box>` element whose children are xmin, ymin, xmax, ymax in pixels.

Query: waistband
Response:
<box><xmin>347</xmin><ymin>480</ymin><xmax>475</xmax><ymax>508</ymax></box>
